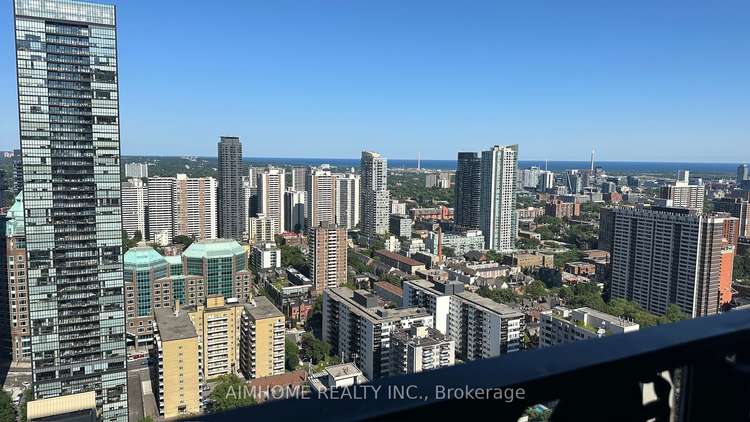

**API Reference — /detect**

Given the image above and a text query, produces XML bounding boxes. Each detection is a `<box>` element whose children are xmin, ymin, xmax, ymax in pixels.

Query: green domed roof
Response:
<box><xmin>5</xmin><ymin>192</ymin><xmax>24</xmax><ymax>237</ymax></box>
<box><xmin>124</xmin><ymin>246</ymin><xmax>167</xmax><ymax>269</ymax></box>
<box><xmin>183</xmin><ymin>238</ymin><xmax>245</xmax><ymax>259</ymax></box>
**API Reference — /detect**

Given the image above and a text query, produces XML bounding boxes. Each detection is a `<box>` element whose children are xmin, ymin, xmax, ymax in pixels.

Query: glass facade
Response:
<box><xmin>13</xmin><ymin>0</ymin><xmax>127</xmax><ymax>420</ymax></box>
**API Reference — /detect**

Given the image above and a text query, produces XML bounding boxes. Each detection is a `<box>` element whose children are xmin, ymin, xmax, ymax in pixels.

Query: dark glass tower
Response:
<box><xmin>13</xmin><ymin>0</ymin><xmax>128</xmax><ymax>420</ymax></box>
<box><xmin>454</xmin><ymin>152</ymin><xmax>481</xmax><ymax>230</ymax></box>
<box><xmin>218</xmin><ymin>136</ymin><xmax>244</xmax><ymax>239</ymax></box>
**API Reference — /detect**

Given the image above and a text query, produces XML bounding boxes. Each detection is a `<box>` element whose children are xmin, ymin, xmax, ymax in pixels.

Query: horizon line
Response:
<box><xmin>119</xmin><ymin>154</ymin><xmax>747</xmax><ymax>165</ymax></box>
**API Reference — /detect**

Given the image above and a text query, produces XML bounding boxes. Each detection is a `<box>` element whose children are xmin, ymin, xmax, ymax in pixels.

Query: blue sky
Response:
<box><xmin>1</xmin><ymin>0</ymin><xmax>749</xmax><ymax>161</ymax></box>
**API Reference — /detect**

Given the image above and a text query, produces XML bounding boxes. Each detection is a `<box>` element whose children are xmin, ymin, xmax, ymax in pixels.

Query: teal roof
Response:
<box><xmin>5</xmin><ymin>192</ymin><xmax>24</xmax><ymax>237</ymax></box>
<box><xmin>164</xmin><ymin>255</ymin><xmax>183</xmax><ymax>265</ymax></box>
<box><xmin>124</xmin><ymin>246</ymin><xmax>167</xmax><ymax>268</ymax></box>
<box><xmin>183</xmin><ymin>239</ymin><xmax>246</xmax><ymax>259</ymax></box>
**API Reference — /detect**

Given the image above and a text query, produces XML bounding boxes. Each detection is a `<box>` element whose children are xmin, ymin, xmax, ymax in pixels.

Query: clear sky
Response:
<box><xmin>1</xmin><ymin>0</ymin><xmax>748</xmax><ymax>162</ymax></box>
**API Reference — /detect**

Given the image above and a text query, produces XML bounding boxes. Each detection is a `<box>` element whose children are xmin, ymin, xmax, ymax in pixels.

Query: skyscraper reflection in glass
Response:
<box><xmin>13</xmin><ymin>0</ymin><xmax>128</xmax><ymax>420</ymax></box>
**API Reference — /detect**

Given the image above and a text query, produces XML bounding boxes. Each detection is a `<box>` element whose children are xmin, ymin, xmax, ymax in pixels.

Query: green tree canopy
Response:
<box><xmin>300</xmin><ymin>332</ymin><xmax>332</xmax><ymax>365</ymax></box>
<box><xmin>0</xmin><ymin>390</ymin><xmax>16</xmax><ymax>422</ymax></box>
<box><xmin>209</xmin><ymin>374</ymin><xmax>254</xmax><ymax>412</ymax></box>
<box><xmin>285</xmin><ymin>339</ymin><xmax>300</xmax><ymax>371</ymax></box>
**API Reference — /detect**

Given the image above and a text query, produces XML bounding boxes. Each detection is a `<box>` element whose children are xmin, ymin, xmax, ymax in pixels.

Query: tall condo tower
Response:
<box><xmin>454</xmin><ymin>152</ymin><xmax>482</xmax><ymax>230</ymax></box>
<box><xmin>218</xmin><ymin>136</ymin><xmax>244</xmax><ymax>240</ymax></box>
<box><xmin>360</xmin><ymin>151</ymin><xmax>390</xmax><ymax>241</ymax></box>
<box><xmin>479</xmin><ymin>145</ymin><xmax>519</xmax><ymax>251</ymax></box>
<box><xmin>13</xmin><ymin>0</ymin><xmax>128</xmax><ymax>419</ymax></box>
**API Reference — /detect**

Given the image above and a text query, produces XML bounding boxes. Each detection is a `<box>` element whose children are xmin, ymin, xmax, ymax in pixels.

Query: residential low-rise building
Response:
<box><xmin>374</xmin><ymin>249</ymin><xmax>426</xmax><ymax>275</ymax></box>
<box><xmin>251</xmin><ymin>242</ymin><xmax>282</xmax><ymax>274</ymax></box>
<box><xmin>505</xmin><ymin>252</ymin><xmax>554</xmax><ymax>270</ymax></box>
<box><xmin>539</xmin><ymin>306</ymin><xmax>639</xmax><ymax>347</ymax></box>
<box><xmin>309</xmin><ymin>363</ymin><xmax>368</xmax><ymax>394</ymax></box>
<box><xmin>425</xmin><ymin>230</ymin><xmax>485</xmax><ymax>256</ymax></box>
<box><xmin>389</xmin><ymin>214</ymin><xmax>413</xmax><ymax>238</ymax></box>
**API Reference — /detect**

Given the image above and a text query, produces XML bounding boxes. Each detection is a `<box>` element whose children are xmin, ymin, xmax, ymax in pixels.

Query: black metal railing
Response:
<box><xmin>192</xmin><ymin>309</ymin><xmax>750</xmax><ymax>422</ymax></box>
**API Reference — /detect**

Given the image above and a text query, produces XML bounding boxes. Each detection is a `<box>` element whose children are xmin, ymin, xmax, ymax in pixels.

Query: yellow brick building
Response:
<box><xmin>188</xmin><ymin>295</ymin><xmax>245</xmax><ymax>380</ymax></box>
<box><xmin>153</xmin><ymin>307</ymin><xmax>202</xmax><ymax>419</ymax></box>
<box><xmin>240</xmin><ymin>296</ymin><xmax>286</xmax><ymax>379</ymax></box>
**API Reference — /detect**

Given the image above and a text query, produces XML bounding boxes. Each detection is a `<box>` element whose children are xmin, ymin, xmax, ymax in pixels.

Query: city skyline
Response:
<box><xmin>1</xmin><ymin>1</ymin><xmax>749</xmax><ymax>161</ymax></box>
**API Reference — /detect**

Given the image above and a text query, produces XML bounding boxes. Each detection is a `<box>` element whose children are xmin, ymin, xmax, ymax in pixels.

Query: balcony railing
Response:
<box><xmin>193</xmin><ymin>309</ymin><xmax>750</xmax><ymax>422</ymax></box>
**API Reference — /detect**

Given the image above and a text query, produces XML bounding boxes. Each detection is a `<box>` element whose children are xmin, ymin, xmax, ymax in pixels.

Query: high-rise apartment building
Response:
<box><xmin>360</xmin><ymin>151</ymin><xmax>390</xmax><ymax>240</ymax></box>
<box><xmin>284</xmin><ymin>189</ymin><xmax>306</xmax><ymax>233</ymax></box>
<box><xmin>323</xmin><ymin>287</ymin><xmax>433</xmax><ymax>379</ymax></box>
<box><xmin>520</xmin><ymin>166</ymin><xmax>541</xmax><ymax>189</ymax></box>
<box><xmin>291</xmin><ymin>167</ymin><xmax>308</xmax><ymax>192</ymax></box>
<box><xmin>13</xmin><ymin>0</ymin><xmax>128</xmax><ymax>418</ymax></box>
<box><xmin>738</xmin><ymin>164</ymin><xmax>749</xmax><ymax>184</ymax></box>
<box><xmin>121</xmin><ymin>178</ymin><xmax>147</xmax><ymax>238</ymax></box>
<box><xmin>239</xmin><ymin>296</ymin><xmax>286</xmax><ymax>379</ymax></box>
<box><xmin>600</xmin><ymin>206</ymin><xmax>727</xmax><ymax>317</ymax></box>
<box><xmin>308</xmin><ymin>223</ymin><xmax>347</xmax><ymax>292</ymax></box>
<box><xmin>335</xmin><ymin>172</ymin><xmax>360</xmax><ymax>230</ymax></box>
<box><xmin>480</xmin><ymin>145</ymin><xmax>519</xmax><ymax>251</ymax></box>
<box><xmin>2</xmin><ymin>193</ymin><xmax>30</xmax><ymax>362</ymax></box>
<box><xmin>714</xmin><ymin>198</ymin><xmax>750</xmax><ymax>238</ymax></box>
<box><xmin>402</xmin><ymin>279</ymin><xmax>523</xmax><ymax>361</ymax></box>
<box><xmin>187</xmin><ymin>295</ymin><xmax>245</xmax><ymax>379</ymax></box>
<box><xmin>147</xmin><ymin>176</ymin><xmax>176</xmax><ymax>244</ymax></box>
<box><xmin>146</xmin><ymin>175</ymin><xmax>217</xmax><ymax>245</ymax></box>
<box><xmin>218</xmin><ymin>137</ymin><xmax>244</xmax><ymax>240</ymax></box>
<box><xmin>152</xmin><ymin>307</ymin><xmax>202</xmax><ymax>419</ymax></box>
<box><xmin>660</xmin><ymin>179</ymin><xmax>705</xmax><ymax>211</ymax></box>
<box><xmin>306</xmin><ymin>166</ymin><xmax>337</xmax><ymax>228</ymax></box>
<box><xmin>538</xmin><ymin>170</ymin><xmax>555</xmax><ymax>192</ymax></box>
<box><xmin>454</xmin><ymin>152</ymin><xmax>481</xmax><ymax>230</ymax></box>
<box><xmin>124</xmin><ymin>162</ymin><xmax>149</xmax><ymax>178</ymax></box>
<box><xmin>257</xmin><ymin>167</ymin><xmax>285</xmax><ymax>236</ymax></box>
<box><xmin>247</xmin><ymin>214</ymin><xmax>279</xmax><ymax>244</ymax></box>
<box><xmin>390</xmin><ymin>325</ymin><xmax>455</xmax><ymax>375</ymax></box>
<box><xmin>12</xmin><ymin>149</ymin><xmax>23</xmax><ymax>195</ymax></box>
<box><xmin>173</xmin><ymin>174</ymin><xmax>218</xmax><ymax>241</ymax></box>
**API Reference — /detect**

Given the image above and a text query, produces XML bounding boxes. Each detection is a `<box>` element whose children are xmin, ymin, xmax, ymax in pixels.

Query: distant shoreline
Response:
<box><xmin>121</xmin><ymin>155</ymin><xmax>742</xmax><ymax>175</ymax></box>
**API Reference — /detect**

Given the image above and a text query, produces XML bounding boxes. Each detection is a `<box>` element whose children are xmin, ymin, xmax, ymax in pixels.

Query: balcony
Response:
<box><xmin>193</xmin><ymin>309</ymin><xmax>750</xmax><ymax>422</ymax></box>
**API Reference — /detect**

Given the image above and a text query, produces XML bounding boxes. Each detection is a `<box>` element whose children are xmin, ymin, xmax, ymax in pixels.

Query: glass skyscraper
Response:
<box><xmin>13</xmin><ymin>0</ymin><xmax>128</xmax><ymax>420</ymax></box>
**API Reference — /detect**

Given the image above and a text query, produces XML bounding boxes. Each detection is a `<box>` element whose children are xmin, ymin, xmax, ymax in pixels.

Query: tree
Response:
<box><xmin>523</xmin><ymin>280</ymin><xmax>547</xmax><ymax>300</ymax></box>
<box><xmin>0</xmin><ymin>390</ymin><xmax>16</xmax><ymax>422</ymax></box>
<box><xmin>304</xmin><ymin>296</ymin><xmax>324</xmax><ymax>338</ymax></box>
<box><xmin>280</xmin><ymin>244</ymin><xmax>307</xmax><ymax>273</ymax></box>
<box><xmin>477</xmin><ymin>286</ymin><xmax>520</xmax><ymax>304</ymax></box>
<box><xmin>516</xmin><ymin>238</ymin><xmax>541</xmax><ymax>250</ymax></box>
<box><xmin>132</xmin><ymin>230</ymin><xmax>143</xmax><ymax>243</ymax></box>
<box><xmin>300</xmin><ymin>332</ymin><xmax>332</xmax><ymax>365</ymax></box>
<box><xmin>553</xmin><ymin>249</ymin><xmax>585</xmax><ymax>268</ymax></box>
<box><xmin>663</xmin><ymin>304</ymin><xmax>687</xmax><ymax>323</ymax></box>
<box><xmin>442</xmin><ymin>246</ymin><xmax>456</xmax><ymax>258</ymax></box>
<box><xmin>137</xmin><ymin>417</ymin><xmax>155</xmax><ymax>422</ymax></box>
<box><xmin>285</xmin><ymin>339</ymin><xmax>300</xmax><ymax>371</ymax></box>
<box><xmin>209</xmin><ymin>374</ymin><xmax>254</xmax><ymax>412</ymax></box>
<box><xmin>19</xmin><ymin>389</ymin><xmax>31</xmax><ymax>422</ymax></box>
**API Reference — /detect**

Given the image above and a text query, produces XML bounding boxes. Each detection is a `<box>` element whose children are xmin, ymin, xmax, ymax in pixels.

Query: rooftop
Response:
<box><xmin>328</xmin><ymin>287</ymin><xmax>430</xmax><ymax>323</ymax></box>
<box><xmin>455</xmin><ymin>291</ymin><xmax>524</xmax><ymax>318</ymax></box>
<box><xmin>124</xmin><ymin>246</ymin><xmax>166</xmax><ymax>268</ymax></box>
<box><xmin>183</xmin><ymin>238</ymin><xmax>246</xmax><ymax>259</ymax></box>
<box><xmin>375</xmin><ymin>249</ymin><xmax>424</xmax><ymax>267</ymax></box>
<box><xmin>245</xmin><ymin>296</ymin><xmax>284</xmax><ymax>320</ymax></box>
<box><xmin>154</xmin><ymin>307</ymin><xmax>197</xmax><ymax>341</ymax></box>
